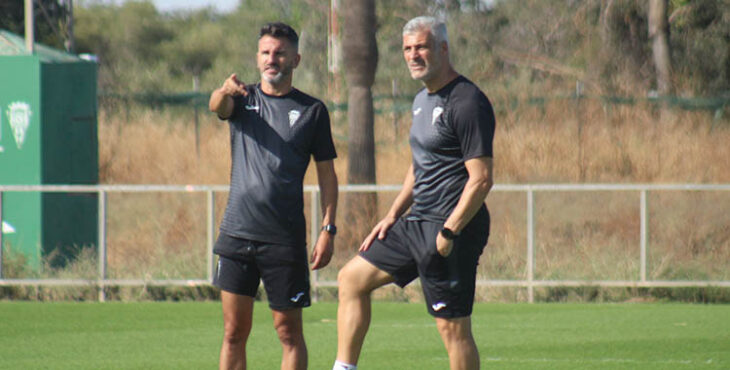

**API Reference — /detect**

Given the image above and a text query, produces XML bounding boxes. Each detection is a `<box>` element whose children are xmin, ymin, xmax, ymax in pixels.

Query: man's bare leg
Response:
<box><xmin>272</xmin><ymin>308</ymin><xmax>307</xmax><ymax>370</ymax></box>
<box><xmin>335</xmin><ymin>256</ymin><xmax>395</xmax><ymax>365</ymax></box>
<box><xmin>220</xmin><ymin>291</ymin><xmax>255</xmax><ymax>370</ymax></box>
<box><xmin>436</xmin><ymin>316</ymin><xmax>479</xmax><ymax>370</ymax></box>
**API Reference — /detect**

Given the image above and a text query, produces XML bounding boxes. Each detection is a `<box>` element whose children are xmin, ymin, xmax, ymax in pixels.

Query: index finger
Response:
<box><xmin>227</xmin><ymin>74</ymin><xmax>248</xmax><ymax>96</ymax></box>
<box><xmin>311</xmin><ymin>252</ymin><xmax>323</xmax><ymax>270</ymax></box>
<box><xmin>359</xmin><ymin>229</ymin><xmax>378</xmax><ymax>251</ymax></box>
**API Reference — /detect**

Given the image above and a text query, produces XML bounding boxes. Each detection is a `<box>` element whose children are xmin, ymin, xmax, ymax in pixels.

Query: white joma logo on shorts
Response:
<box><xmin>290</xmin><ymin>292</ymin><xmax>305</xmax><ymax>302</ymax></box>
<box><xmin>432</xmin><ymin>302</ymin><xmax>447</xmax><ymax>311</ymax></box>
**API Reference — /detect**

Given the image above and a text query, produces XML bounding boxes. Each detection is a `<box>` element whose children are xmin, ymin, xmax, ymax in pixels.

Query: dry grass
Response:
<box><xmin>99</xmin><ymin>101</ymin><xmax>730</xmax><ymax>185</ymax></box>
<box><xmin>88</xmin><ymin>100</ymin><xmax>730</xmax><ymax>300</ymax></box>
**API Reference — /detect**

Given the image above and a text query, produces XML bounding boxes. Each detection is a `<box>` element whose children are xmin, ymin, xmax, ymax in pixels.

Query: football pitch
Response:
<box><xmin>1</xmin><ymin>301</ymin><xmax>728</xmax><ymax>369</ymax></box>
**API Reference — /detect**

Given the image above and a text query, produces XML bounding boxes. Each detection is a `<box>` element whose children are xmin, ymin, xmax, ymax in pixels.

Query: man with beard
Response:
<box><xmin>209</xmin><ymin>22</ymin><xmax>338</xmax><ymax>370</ymax></box>
<box><xmin>333</xmin><ymin>16</ymin><xmax>495</xmax><ymax>370</ymax></box>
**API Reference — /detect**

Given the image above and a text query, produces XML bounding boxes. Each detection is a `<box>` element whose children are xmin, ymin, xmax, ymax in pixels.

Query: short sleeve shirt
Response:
<box><xmin>219</xmin><ymin>84</ymin><xmax>337</xmax><ymax>246</ymax></box>
<box><xmin>408</xmin><ymin>75</ymin><xmax>495</xmax><ymax>222</ymax></box>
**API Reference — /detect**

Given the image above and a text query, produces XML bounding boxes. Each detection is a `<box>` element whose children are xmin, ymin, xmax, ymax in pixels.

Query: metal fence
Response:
<box><xmin>1</xmin><ymin>184</ymin><xmax>729</xmax><ymax>303</ymax></box>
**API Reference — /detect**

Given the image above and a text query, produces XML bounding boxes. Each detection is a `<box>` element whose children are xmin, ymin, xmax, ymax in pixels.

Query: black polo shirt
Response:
<box><xmin>218</xmin><ymin>84</ymin><xmax>336</xmax><ymax>247</ymax></box>
<box><xmin>408</xmin><ymin>75</ymin><xmax>495</xmax><ymax>223</ymax></box>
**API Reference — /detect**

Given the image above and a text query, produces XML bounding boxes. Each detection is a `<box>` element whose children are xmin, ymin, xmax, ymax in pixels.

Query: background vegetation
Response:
<box><xmin>1</xmin><ymin>0</ymin><xmax>729</xmax><ymax>302</ymax></box>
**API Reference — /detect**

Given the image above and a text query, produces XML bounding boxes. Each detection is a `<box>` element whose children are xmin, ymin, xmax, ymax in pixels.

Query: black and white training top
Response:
<box><xmin>407</xmin><ymin>75</ymin><xmax>495</xmax><ymax>223</ymax></box>
<box><xmin>219</xmin><ymin>84</ymin><xmax>336</xmax><ymax>247</ymax></box>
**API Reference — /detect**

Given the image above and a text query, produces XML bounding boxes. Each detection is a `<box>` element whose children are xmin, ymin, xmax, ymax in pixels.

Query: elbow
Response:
<box><xmin>208</xmin><ymin>89</ymin><xmax>224</xmax><ymax>113</ymax></box>
<box><xmin>208</xmin><ymin>97</ymin><xmax>220</xmax><ymax>113</ymax></box>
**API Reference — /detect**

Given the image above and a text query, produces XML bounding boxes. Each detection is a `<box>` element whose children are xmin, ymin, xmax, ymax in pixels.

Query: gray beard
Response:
<box><xmin>262</xmin><ymin>71</ymin><xmax>286</xmax><ymax>84</ymax></box>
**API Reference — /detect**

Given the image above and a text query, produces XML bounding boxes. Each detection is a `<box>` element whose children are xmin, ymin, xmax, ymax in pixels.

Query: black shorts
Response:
<box><xmin>213</xmin><ymin>233</ymin><xmax>311</xmax><ymax>310</ymax></box>
<box><xmin>359</xmin><ymin>213</ymin><xmax>488</xmax><ymax>318</ymax></box>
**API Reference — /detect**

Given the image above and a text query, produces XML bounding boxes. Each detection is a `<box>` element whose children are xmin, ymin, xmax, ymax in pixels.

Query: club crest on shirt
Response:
<box><xmin>288</xmin><ymin>110</ymin><xmax>301</xmax><ymax>127</ymax></box>
<box><xmin>431</xmin><ymin>106</ymin><xmax>443</xmax><ymax>125</ymax></box>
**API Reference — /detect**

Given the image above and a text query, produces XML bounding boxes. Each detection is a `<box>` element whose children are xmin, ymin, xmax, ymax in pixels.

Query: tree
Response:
<box><xmin>0</xmin><ymin>0</ymin><xmax>69</xmax><ymax>50</ymax></box>
<box><xmin>649</xmin><ymin>0</ymin><xmax>672</xmax><ymax>96</ymax></box>
<box><xmin>342</xmin><ymin>0</ymin><xmax>378</xmax><ymax>238</ymax></box>
<box><xmin>598</xmin><ymin>0</ymin><xmax>653</xmax><ymax>94</ymax></box>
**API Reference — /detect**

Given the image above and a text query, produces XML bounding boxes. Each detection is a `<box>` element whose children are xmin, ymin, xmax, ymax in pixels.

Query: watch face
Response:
<box><xmin>323</xmin><ymin>224</ymin><xmax>337</xmax><ymax>235</ymax></box>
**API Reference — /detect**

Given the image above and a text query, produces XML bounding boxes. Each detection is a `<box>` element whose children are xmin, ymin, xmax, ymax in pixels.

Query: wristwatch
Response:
<box><xmin>440</xmin><ymin>227</ymin><xmax>459</xmax><ymax>240</ymax></box>
<box><xmin>321</xmin><ymin>224</ymin><xmax>337</xmax><ymax>235</ymax></box>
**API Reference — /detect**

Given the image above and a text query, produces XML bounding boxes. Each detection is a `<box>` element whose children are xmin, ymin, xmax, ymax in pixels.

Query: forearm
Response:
<box><xmin>320</xmin><ymin>175</ymin><xmax>338</xmax><ymax>226</ymax></box>
<box><xmin>208</xmin><ymin>88</ymin><xmax>234</xmax><ymax>118</ymax></box>
<box><xmin>444</xmin><ymin>158</ymin><xmax>493</xmax><ymax>233</ymax></box>
<box><xmin>444</xmin><ymin>178</ymin><xmax>491</xmax><ymax>232</ymax></box>
<box><xmin>385</xmin><ymin>165</ymin><xmax>415</xmax><ymax>219</ymax></box>
<box><xmin>316</xmin><ymin>160</ymin><xmax>338</xmax><ymax>226</ymax></box>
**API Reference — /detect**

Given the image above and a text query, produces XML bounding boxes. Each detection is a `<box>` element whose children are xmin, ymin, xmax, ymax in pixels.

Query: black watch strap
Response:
<box><xmin>440</xmin><ymin>227</ymin><xmax>459</xmax><ymax>240</ymax></box>
<box><xmin>322</xmin><ymin>224</ymin><xmax>337</xmax><ymax>235</ymax></box>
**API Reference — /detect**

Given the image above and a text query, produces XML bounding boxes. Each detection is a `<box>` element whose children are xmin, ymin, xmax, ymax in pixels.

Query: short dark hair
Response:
<box><xmin>260</xmin><ymin>22</ymin><xmax>299</xmax><ymax>50</ymax></box>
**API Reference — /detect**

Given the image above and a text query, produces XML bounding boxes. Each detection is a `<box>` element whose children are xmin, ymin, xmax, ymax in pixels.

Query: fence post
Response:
<box><xmin>207</xmin><ymin>190</ymin><xmax>216</xmax><ymax>283</ymax></box>
<box><xmin>527</xmin><ymin>188</ymin><xmax>535</xmax><ymax>303</ymax></box>
<box><xmin>310</xmin><ymin>189</ymin><xmax>321</xmax><ymax>302</ymax></box>
<box><xmin>640</xmin><ymin>189</ymin><xmax>648</xmax><ymax>283</ymax></box>
<box><xmin>97</xmin><ymin>190</ymin><xmax>107</xmax><ymax>302</ymax></box>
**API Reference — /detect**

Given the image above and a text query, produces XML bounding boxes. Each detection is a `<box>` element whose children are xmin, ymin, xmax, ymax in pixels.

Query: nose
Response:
<box><xmin>404</xmin><ymin>49</ymin><xmax>417</xmax><ymax>62</ymax></box>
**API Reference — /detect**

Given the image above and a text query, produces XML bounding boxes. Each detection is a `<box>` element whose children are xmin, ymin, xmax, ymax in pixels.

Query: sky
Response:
<box><xmin>112</xmin><ymin>0</ymin><xmax>240</xmax><ymax>13</ymax></box>
<box><xmin>151</xmin><ymin>0</ymin><xmax>238</xmax><ymax>13</ymax></box>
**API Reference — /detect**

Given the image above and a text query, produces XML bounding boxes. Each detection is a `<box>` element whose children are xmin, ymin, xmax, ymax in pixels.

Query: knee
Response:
<box><xmin>337</xmin><ymin>263</ymin><xmax>363</xmax><ymax>297</ymax></box>
<box><xmin>436</xmin><ymin>318</ymin><xmax>472</xmax><ymax>346</ymax></box>
<box><xmin>223</xmin><ymin>319</ymin><xmax>251</xmax><ymax>345</ymax></box>
<box><xmin>274</xmin><ymin>321</ymin><xmax>304</xmax><ymax>348</ymax></box>
<box><xmin>337</xmin><ymin>264</ymin><xmax>353</xmax><ymax>288</ymax></box>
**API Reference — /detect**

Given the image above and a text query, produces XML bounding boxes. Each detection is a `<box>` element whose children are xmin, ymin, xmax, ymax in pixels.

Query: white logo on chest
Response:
<box><xmin>431</xmin><ymin>106</ymin><xmax>443</xmax><ymax>125</ymax></box>
<box><xmin>288</xmin><ymin>110</ymin><xmax>301</xmax><ymax>127</ymax></box>
<box><xmin>413</xmin><ymin>107</ymin><xmax>422</xmax><ymax>116</ymax></box>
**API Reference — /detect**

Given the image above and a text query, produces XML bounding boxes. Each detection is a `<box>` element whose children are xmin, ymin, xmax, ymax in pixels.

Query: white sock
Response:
<box><xmin>333</xmin><ymin>360</ymin><xmax>357</xmax><ymax>370</ymax></box>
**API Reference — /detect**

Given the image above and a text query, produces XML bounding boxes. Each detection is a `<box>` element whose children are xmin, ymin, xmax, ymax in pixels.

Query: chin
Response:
<box><xmin>263</xmin><ymin>73</ymin><xmax>285</xmax><ymax>84</ymax></box>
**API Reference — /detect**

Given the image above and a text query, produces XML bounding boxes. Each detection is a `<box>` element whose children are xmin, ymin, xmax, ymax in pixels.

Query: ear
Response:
<box><xmin>441</xmin><ymin>41</ymin><xmax>449</xmax><ymax>56</ymax></box>
<box><xmin>293</xmin><ymin>53</ymin><xmax>301</xmax><ymax>68</ymax></box>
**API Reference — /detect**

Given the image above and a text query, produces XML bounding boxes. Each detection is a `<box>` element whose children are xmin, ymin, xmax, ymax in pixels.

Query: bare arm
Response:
<box><xmin>437</xmin><ymin>156</ymin><xmax>493</xmax><ymax>256</ymax></box>
<box><xmin>385</xmin><ymin>164</ymin><xmax>415</xmax><ymax>220</ymax></box>
<box><xmin>360</xmin><ymin>164</ymin><xmax>416</xmax><ymax>251</ymax></box>
<box><xmin>311</xmin><ymin>160</ymin><xmax>338</xmax><ymax>270</ymax></box>
<box><xmin>209</xmin><ymin>73</ymin><xmax>248</xmax><ymax>119</ymax></box>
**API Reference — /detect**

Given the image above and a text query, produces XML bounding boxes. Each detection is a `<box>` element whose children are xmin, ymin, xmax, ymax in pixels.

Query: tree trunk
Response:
<box><xmin>342</xmin><ymin>0</ymin><xmax>378</xmax><ymax>243</ymax></box>
<box><xmin>649</xmin><ymin>0</ymin><xmax>672</xmax><ymax>97</ymax></box>
<box><xmin>649</xmin><ymin>0</ymin><xmax>673</xmax><ymax>122</ymax></box>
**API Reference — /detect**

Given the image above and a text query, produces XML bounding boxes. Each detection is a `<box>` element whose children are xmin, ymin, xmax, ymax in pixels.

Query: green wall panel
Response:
<box><xmin>1</xmin><ymin>53</ymin><xmax>98</xmax><ymax>270</ymax></box>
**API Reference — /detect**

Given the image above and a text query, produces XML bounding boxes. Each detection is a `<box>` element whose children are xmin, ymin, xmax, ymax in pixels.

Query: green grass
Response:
<box><xmin>0</xmin><ymin>302</ymin><xmax>728</xmax><ymax>369</ymax></box>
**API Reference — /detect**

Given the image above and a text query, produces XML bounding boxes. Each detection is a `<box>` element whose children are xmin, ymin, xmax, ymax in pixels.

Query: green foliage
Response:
<box><xmin>0</xmin><ymin>0</ymin><xmax>69</xmax><ymax>49</ymax></box>
<box><xmin>68</xmin><ymin>1</ymin><xmax>729</xmax><ymax>101</ymax></box>
<box><xmin>670</xmin><ymin>0</ymin><xmax>730</xmax><ymax>94</ymax></box>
